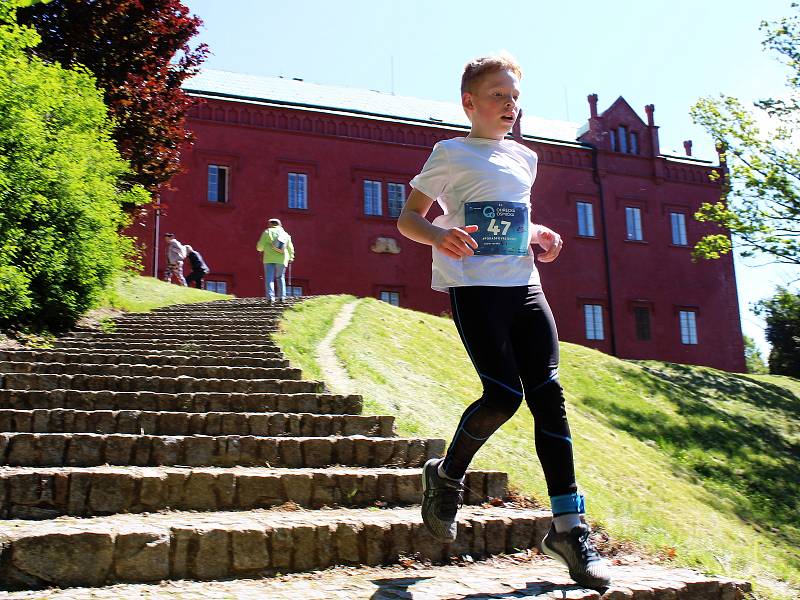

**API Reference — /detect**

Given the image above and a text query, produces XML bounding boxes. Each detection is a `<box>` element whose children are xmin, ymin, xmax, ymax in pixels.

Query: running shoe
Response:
<box><xmin>541</xmin><ymin>522</ymin><xmax>612</xmax><ymax>589</ymax></box>
<box><xmin>421</xmin><ymin>458</ymin><xmax>463</xmax><ymax>542</ymax></box>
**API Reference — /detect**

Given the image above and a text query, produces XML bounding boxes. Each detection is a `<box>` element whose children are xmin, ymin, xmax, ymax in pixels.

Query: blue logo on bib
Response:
<box><xmin>483</xmin><ymin>206</ymin><xmax>496</xmax><ymax>219</ymax></box>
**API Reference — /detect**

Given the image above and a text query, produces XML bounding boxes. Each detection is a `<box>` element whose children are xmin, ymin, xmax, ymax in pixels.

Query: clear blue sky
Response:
<box><xmin>183</xmin><ymin>0</ymin><xmax>798</xmax><ymax>357</ymax></box>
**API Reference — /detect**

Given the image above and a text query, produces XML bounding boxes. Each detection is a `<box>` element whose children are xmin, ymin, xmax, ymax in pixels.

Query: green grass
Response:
<box><xmin>98</xmin><ymin>272</ymin><xmax>233</xmax><ymax>312</ymax></box>
<box><xmin>276</xmin><ymin>295</ymin><xmax>800</xmax><ymax>600</ymax></box>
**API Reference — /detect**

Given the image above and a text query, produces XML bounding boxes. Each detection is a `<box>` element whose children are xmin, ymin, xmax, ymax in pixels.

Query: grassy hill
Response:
<box><xmin>275</xmin><ymin>295</ymin><xmax>800</xmax><ymax>600</ymax></box>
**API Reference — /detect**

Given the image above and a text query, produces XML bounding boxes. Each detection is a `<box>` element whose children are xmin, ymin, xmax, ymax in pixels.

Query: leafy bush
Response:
<box><xmin>0</xmin><ymin>1</ymin><xmax>147</xmax><ymax>331</ymax></box>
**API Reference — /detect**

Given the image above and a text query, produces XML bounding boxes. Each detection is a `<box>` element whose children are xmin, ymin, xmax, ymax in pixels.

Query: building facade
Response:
<box><xmin>131</xmin><ymin>70</ymin><xmax>746</xmax><ymax>372</ymax></box>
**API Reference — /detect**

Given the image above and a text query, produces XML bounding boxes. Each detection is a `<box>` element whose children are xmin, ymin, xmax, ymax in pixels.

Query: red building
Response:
<box><xmin>133</xmin><ymin>70</ymin><xmax>745</xmax><ymax>372</ymax></box>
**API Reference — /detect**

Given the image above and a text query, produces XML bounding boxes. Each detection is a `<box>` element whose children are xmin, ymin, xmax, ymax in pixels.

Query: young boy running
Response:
<box><xmin>397</xmin><ymin>53</ymin><xmax>611</xmax><ymax>589</ymax></box>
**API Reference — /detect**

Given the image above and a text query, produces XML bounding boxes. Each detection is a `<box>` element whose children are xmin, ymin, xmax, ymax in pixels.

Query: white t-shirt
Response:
<box><xmin>409</xmin><ymin>136</ymin><xmax>541</xmax><ymax>292</ymax></box>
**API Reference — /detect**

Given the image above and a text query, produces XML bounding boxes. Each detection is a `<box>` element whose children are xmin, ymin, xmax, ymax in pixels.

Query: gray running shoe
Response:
<box><xmin>541</xmin><ymin>522</ymin><xmax>612</xmax><ymax>589</ymax></box>
<box><xmin>421</xmin><ymin>458</ymin><xmax>463</xmax><ymax>542</ymax></box>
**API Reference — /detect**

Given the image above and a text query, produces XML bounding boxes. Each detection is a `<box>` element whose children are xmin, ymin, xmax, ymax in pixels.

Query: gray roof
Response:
<box><xmin>184</xmin><ymin>69</ymin><xmax>583</xmax><ymax>144</ymax></box>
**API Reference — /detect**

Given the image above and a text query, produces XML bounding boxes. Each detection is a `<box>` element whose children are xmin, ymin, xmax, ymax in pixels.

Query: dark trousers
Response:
<box><xmin>443</xmin><ymin>285</ymin><xmax>577</xmax><ymax>497</ymax></box>
<box><xmin>187</xmin><ymin>271</ymin><xmax>205</xmax><ymax>289</ymax></box>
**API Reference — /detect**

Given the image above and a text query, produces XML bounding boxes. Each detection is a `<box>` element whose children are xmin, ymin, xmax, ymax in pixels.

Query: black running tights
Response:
<box><xmin>442</xmin><ymin>285</ymin><xmax>577</xmax><ymax>497</ymax></box>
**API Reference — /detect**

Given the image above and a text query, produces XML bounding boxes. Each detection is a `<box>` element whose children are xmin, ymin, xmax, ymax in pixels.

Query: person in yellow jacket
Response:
<box><xmin>256</xmin><ymin>218</ymin><xmax>295</xmax><ymax>303</ymax></box>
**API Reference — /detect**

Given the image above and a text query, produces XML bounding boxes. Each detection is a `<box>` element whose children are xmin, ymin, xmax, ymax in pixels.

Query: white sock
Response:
<box><xmin>437</xmin><ymin>460</ymin><xmax>462</xmax><ymax>482</ymax></box>
<box><xmin>553</xmin><ymin>513</ymin><xmax>582</xmax><ymax>533</ymax></box>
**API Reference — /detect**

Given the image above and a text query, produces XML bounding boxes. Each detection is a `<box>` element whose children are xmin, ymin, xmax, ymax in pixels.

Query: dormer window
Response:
<box><xmin>610</xmin><ymin>126</ymin><xmax>640</xmax><ymax>155</ymax></box>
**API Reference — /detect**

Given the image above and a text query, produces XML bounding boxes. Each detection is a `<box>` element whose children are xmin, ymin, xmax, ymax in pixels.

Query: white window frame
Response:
<box><xmin>584</xmin><ymin>304</ymin><xmax>604</xmax><ymax>340</ymax></box>
<box><xmin>380</xmin><ymin>291</ymin><xmax>400</xmax><ymax>306</ymax></box>
<box><xmin>671</xmin><ymin>212</ymin><xmax>688</xmax><ymax>246</ymax></box>
<box><xmin>626</xmin><ymin>206</ymin><xmax>643</xmax><ymax>241</ymax></box>
<box><xmin>288</xmin><ymin>172</ymin><xmax>308</xmax><ymax>209</ymax></box>
<box><xmin>387</xmin><ymin>183</ymin><xmax>406</xmax><ymax>218</ymax></box>
<box><xmin>576</xmin><ymin>201</ymin><xmax>595</xmax><ymax>237</ymax></box>
<box><xmin>205</xmin><ymin>280</ymin><xmax>227</xmax><ymax>294</ymax></box>
<box><xmin>364</xmin><ymin>180</ymin><xmax>382</xmax><ymax>216</ymax></box>
<box><xmin>680</xmin><ymin>310</ymin><xmax>698</xmax><ymax>345</ymax></box>
<box><xmin>207</xmin><ymin>165</ymin><xmax>229</xmax><ymax>203</ymax></box>
<box><xmin>618</xmin><ymin>126</ymin><xmax>628</xmax><ymax>153</ymax></box>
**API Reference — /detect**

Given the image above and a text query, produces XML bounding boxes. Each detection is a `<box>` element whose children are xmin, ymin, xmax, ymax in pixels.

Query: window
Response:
<box><xmin>584</xmin><ymin>304</ymin><xmax>604</xmax><ymax>340</ymax></box>
<box><xmin>576</xmin><ymin>201</ymin><xmax>595</xmax><ymax>237</ymax></box>
<box><xmin>205</xmin><ymin>280</ymin><xmax>227</xmax><ymax>294</ymax></box>
<box><xmin>671</xmin><ymin>212</ymin><xmax>688</xmax><ymax>246</ymax></box>
<box><xmin>207</xmin><ymin>165</ymin><xmax>228</xmax><ymax>203</ymax></box>
<box><xmin>288</xmin><ymin>173</ymin><xmax>308</xmax><ymax>209</ymax></box>
<box><xmin>618</xmin><ymin>126</ymin><xmax>628</xmax><ymax>154</ymax></box>
<box><xmin>609</xmin><ymin>129</ymin><xmax>617</xmax><ymax>152</ymax></box>
<box><xmin>387</xmin><ymin>183</ymin><xmax>406</xmax><ymax>218</ymax></box>
<box><xmin>634</xmin><ymin>307</ymin><xmax>651</xmax><ymax>341</ymax></box>
<box><xmin>364</xmin><ymin>180</ymin><xmax>382</xmax><ymax>216</ymax></box>
<box><xmin>380</xmin><ymin>291</ymin><xmax>400</xmax><ymax>306</ymax></box>
<box><xmin>680</xmin><ymin>310</ymin><xmax>698</xmax><ymax>344</ymax></box>
<box><xmin>287</xmin><ymin>285</ymin><xmax>303</xmax><ymax>297</ymax></box>
<box><xmin>630</xmin><ymin>132</ymin><xmax>639</xmax><ymax>155</ymax></box>
<box><xmin>626</xmin><ymin>207</ymin><xmax>643</xmax><ymax>241</ymax></box>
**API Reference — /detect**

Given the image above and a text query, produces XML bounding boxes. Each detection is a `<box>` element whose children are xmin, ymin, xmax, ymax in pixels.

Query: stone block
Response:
<box><xmin>237</xmin><ymin>474</ymin><xmax>284</xmax><ymax>508</ymax></box>
<box><xmin>231</xmin><ymin>529</ymin><xmax>269</xmax><ymax>572</ymax></box>
<box><xmin>104</xmin><ymin>435</ymin><xmax>135</xmax><ymax>465</ymax></box>
<box><xmin>302</xmin><ymin>438</ymin><xmax>333</xmax><ymax>468</ymax></box>
<box><xmin>270</xmin><ymin>526</ymin><xmax>293</xmax><ymax>569</ymax></box>
<box><xmin>183</xmin><ymin>436</ymin><xmax>215</xmax><ymax>466</ymax></box>
<box><xmin>11</xmin><ymin>530</ymin><xmax>114</xmax><ymax>587</ymax></box>
<box><xmin>483</xmin><ymin>517</ymin><xmax>509</xmax><ymax>555</ymax></box>
<box><xmin>66</xmin><ymin>434</ymin><xmax>104</xmax><ymax>467</ymax></box>
<box><xmin>113</xmin><ymin>529</ymin><xmax>170</xmax><ymax>582</ymax></box>
<box><xmin>411</xmin><ymin>521</ymin><xmax>444</xmax><ymax>563</ymax></box>
<box><xmin>89</xmin><ymin>472</ymin><xmax>135</xmax><ymax>514</ymax></box>
<box><xmin>282</xmin><ymin>473</ymin><xmax>313</xmax><ymax>506</ymax></box>
<box><xmin>315</xmin><ymin>523</ymin><xmax>335</xmax><ymax>568</ymax></box>
<box><xmin>151</xmin><ymin>436</ymin><xmax>181</xmax><ymax>466</ymax></box>
<box><xmin>372</xmin><ymin>439</ymin><xmax>395</xmax><ymax>466</ymax></box>
<box><xmin>183</xmin><ymin>471</ymin><xmax>218</xmax><ymax>510</ymax></box>
<box><xmin>335</xmin><ymin>521</ymin><xmax>362</xmax><ymax>564</ymax></box>
<box><xmin>192</xmin><ymin>528</ymin><xmax>230</xmax><ymax>580</ymax></box>
<box><xmin>291</xmin><ymin>524</ymin><xmax>317</xmax><ymax>571</ymax></box>
<box><xmin>278</xmin><ymin>438</ymin><xmax>302</xmax><ymax>468</ymax></box>
<box><xmin>364</xmin><ymin>522</ymin><xmax>390</xmax><ymax>566</ymax></box>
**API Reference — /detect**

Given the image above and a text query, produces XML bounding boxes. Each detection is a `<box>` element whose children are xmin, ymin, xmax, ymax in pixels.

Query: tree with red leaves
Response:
<box><xmin>18</xmin><ymin>0</ymin><xmax>209</xmax><ymax>194</ymax></box>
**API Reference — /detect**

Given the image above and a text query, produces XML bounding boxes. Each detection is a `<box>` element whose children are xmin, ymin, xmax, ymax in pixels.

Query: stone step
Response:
<box><xmin>67</xmin><ymin>331</ymin><xmax>278</xmax><ymax>342</ymax></box>
<box><xmin>0</xmin><ymin>433</ymin><xmax>445</xmax><ymax>468</ymax></box>
<box><xmin>52</xmin><ymin>341</ymin><xmax>280</xmax><ymax>353</ymax></box>
<box><xmin>0</xmin><ymin>557</ymin><xmax>752</xmax><ymax>599</ymax></box>
<box><xmin>0</xmin><ymin>408</ymin><xmax>393</xmax><ymax>438</ymax></box>
<box><xmin>0</xmin><ymin>361</ymin><xmax>299</xmax><ymax>380</ymax></box>
<box><xmin>0</xmin><ymin>350</ymin><xmax>287</xmax><ymax>366</ymax></box>
<box><xmin>0</xmin><ymin>505</ymin><xmax>546</xmax><ymax>589</ymax></box>
<box><xmin>0</xmin><ymin>466</ymin><xmax>505</xmax><ymax>518</ymax></box>
<box><xmin>105</xmin><ymin>323</ymin><xmax>279</xmax><ymax>333</ymax></box>
<box><xmin>0</xmin><ymin>389</ymin><xmax>362</xmax><ymax>414</ymax></box>
<box><xmin>2</xmin><ymin>373</ymin><xmax>315</xmax><ymax>393</ymax></box>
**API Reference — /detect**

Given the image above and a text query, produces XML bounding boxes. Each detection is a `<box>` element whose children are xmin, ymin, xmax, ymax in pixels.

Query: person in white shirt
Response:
<box><xmin>397</xmin><ymin>52</ymin><xmax>611</xmax><ymax>590</ymax></box>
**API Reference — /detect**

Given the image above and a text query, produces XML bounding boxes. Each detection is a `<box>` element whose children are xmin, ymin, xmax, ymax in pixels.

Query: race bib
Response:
<box><xmin>464</xmin><ymin>201</ymin><xmax>529</xmax><ymax>256</ymax></box>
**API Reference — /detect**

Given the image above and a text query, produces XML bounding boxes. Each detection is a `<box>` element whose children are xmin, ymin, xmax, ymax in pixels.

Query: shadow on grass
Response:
<box><xmin>368</xmin><ymin>576</ymin><xmax>586</xmax><ymax>599</ymax></box>
<box><xmin>580</xmin><ymin>361</ymin><xmax>800</xmax><ymax>569</ymax></box>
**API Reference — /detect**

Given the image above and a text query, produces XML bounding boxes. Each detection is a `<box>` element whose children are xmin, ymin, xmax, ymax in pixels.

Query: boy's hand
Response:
<box><xmin>534</xmin><ymin>226</ymin><xmax>563</xmax><ymax>263</ymax></box>
<box><xmin>434</xmin><ymin>225</ymin><xmax>479</xmax><ymax>259</ymax></box>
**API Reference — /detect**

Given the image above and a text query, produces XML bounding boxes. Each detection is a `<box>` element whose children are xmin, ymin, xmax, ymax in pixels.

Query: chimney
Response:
<box><xmin>645</xmin><ymin>104</ymin><xmax>660</xmax><ymax>156</ymax></box>
<box><xmin>512</xmin><ymin>108</ymin><xmax>523</xmax><ymax>141</ymax></box>
<box><xmin>683</xmin><ymin>140</ymin><xmax>693</xmax><ymax>156</ymax></box>
<box><xmin>645</xmin><ymin>104</ymin><xmax>655</xmax><ymax>127</ymax></box>
<box><xmin>588</xmin><ymin>94</ymin><xmax>599</xmax><ymax>118</ymax></box>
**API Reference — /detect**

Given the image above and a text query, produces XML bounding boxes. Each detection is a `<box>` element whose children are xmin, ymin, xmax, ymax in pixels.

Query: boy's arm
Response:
<box><xmin>397</xmin><ymin>189</ymin><xmax>478</xmax><ymax>259</ymax></box>
<box><xmin>256</xmin><ymin>230</ymin><xmax>267</xmax><ymax>252</ymax></box>
<box><xmin>531</xmin><ymin>224</ymin><xmax>563</xmax><ymax>263</ymax></box>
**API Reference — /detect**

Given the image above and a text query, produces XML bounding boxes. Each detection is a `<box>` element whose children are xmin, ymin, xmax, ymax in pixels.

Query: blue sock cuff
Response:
<box><xmin>550</xmin><ymin>492</ymin><xmax>585</xmax><ymax>516</ymax></box>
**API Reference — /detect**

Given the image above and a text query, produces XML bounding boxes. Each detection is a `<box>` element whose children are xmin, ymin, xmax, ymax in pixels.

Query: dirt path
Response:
<box><xmin>315</xmin><ymin>299</ymin><xmax>359</xmax><ymax>395</ymax></box>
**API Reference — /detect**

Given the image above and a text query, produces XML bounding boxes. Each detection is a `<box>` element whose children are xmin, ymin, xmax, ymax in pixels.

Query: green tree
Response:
<box><xmin>690</xmin><ymin>4</ymin><xmax>799</xmax><ymax>265</ymax></box>
<box><xmin>753</xmin><ymin>288</ymin><xmax>800</xmax><ymax>377</ymax></box>
<box><xmin>0</xmin><ymin>0</ymin><xmax>147</xmax><ymax>331</ymax></box>
<box><xmin>742</xmin><ymin>335</ymin><xmax>768</xmax><ymax>374</ymax></box>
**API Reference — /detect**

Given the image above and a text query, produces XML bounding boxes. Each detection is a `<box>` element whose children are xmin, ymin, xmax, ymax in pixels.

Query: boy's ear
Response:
<box><xmin>461</xmin><ymin>92</ymin><xmax>474</xmax><ymax>112</ymax></box>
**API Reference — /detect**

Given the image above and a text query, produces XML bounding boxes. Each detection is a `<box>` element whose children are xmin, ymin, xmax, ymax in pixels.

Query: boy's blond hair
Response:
<box><xmin>460</xmin><ymin>52</ymin><xmax>523</xmax><ymax>95</ymax></box>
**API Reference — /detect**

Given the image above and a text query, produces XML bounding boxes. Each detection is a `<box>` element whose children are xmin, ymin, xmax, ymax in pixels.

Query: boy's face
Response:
<box><xmin>462</xmin><ymin>68</ymin><xmax>521</xmax><ymax>139</ymax></box>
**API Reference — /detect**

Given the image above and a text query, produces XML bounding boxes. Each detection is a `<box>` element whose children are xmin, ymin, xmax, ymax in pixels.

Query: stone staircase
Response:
<box><xmin>0</xmin><ymin>298</ymin><xmax>751</xmax><ymax>598</ymax></box>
